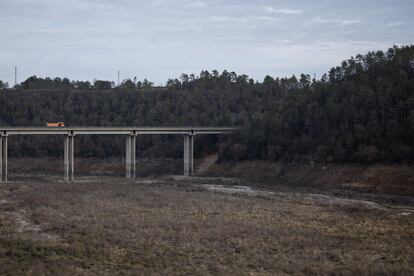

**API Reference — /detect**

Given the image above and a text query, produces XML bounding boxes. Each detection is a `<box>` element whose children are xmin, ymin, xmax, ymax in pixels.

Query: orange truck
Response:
<box><xmin>46</xmin><ymin>122</ymin><xmax>65</xmax><ymax>127</ymax></box>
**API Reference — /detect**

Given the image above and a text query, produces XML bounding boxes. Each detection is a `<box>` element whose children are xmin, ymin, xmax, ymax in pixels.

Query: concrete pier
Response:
<box><xmin>131</xmin><ymin>134</ymin><xmax>136</xmax><ymax>178</ymax></box>
<box><xmin>0</xmin><ymin>134</ymin><xmax>7</xmax><ymax>182</ymax></box>
<box><xmin>0</xmin><ymin>137</ymin><xmax>2</xmax><ymax>181</ymax></box>
<box><xmin>64</xmin><ymin>134</ymin><xmax>75</xmax><ymax>181</ymax></box>
<box><xmin>126</xmin><ymin>136</ymin><xmax>131</xmax><ymax>178</ymax></box>
<box><xmin>183</xmin><ymin>134</ymin><xmax>194</xmax><ymax>176</ymax></box>
<box><xmin>126</xmin><ymin>134</ymin><xmax>137</xmax><ymax>178</ymax></box>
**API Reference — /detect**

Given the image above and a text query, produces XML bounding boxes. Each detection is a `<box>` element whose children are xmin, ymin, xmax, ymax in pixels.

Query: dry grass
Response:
<box><xmin>0</xmin><ymin>176</ymin><xmax>413</xmax><ymax>275</ymax></box>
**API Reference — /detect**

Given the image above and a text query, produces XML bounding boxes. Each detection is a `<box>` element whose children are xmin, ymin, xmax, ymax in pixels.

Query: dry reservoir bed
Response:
<box><xmin>0</xmin><ymin>176</ymin><xmax>413</xmax><ymax>275</ymax></box>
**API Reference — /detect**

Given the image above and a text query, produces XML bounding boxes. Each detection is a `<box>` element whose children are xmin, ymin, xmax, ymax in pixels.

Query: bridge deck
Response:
<box><xmin>0</xmin><ymin>127</ymin><xmax>235</xmax><ymax>135</ymax></box>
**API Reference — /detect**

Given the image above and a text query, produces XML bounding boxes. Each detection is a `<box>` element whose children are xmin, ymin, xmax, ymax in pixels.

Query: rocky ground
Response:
<box><xmin>0</xmin><ymin>175</ymin><xmax>413</xmax><ymax>275</ymax></box>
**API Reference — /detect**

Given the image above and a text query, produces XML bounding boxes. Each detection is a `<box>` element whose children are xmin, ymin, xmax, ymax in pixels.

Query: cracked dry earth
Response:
<box><xmin>0</xmin><ymin>176</ymin><xmax>413</xmax><ymax>275</ymax></box>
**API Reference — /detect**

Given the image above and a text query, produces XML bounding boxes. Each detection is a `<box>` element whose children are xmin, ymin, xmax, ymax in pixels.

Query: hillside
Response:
<box><xmin>1</xmin><ymin>45</ymin><xmax>413</xmax><ymax>163</ymax></box>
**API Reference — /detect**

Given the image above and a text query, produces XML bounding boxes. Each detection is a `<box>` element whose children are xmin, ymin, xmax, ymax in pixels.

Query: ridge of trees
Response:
<box><xmin>0</xmin><ymin>45</ymin><xmax>413</xmax><ymax>163</ymax></box>
<box><xmin>2</xmin><ymin>76</ymin><xmax>155</xmax><ymax>91</ymax></box>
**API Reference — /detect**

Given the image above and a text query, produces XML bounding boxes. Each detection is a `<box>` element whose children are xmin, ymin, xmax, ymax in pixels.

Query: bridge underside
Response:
<box><xmin>0</xmin><ymin>127</ymin><xmax>234</xmax><ymax>182</ymax></box>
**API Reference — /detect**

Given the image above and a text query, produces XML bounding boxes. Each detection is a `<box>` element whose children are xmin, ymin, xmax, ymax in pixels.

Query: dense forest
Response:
<box><xmin>0</xmin><ymin>45</ymin><xmax>413</xmax><ymax>163</ymax></box>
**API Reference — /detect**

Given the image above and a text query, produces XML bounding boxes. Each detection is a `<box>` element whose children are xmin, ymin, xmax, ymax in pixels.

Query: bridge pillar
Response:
<box><xmin>64</xmin><ymin>133</ymin><xmax>75</xmax><ymax>181</ymax></box>
<box><xmin>126</xmin><ymin>136</ymin><xmax>131</xmax><ymax>178</ymax></box>
<box><xmin>0</xmin><ymin>134</ymin><xmax>7</xmax><ymax>182</ymax></box>
<box><xmin>0</xmin><ymin>137</ymin><xmax>2</xmax><ymax>182</ymax></box>
<box><xmin>131</xmin><ymin>134</ymin><xmax>136</xmax><ymax>178</ymax></box>
<box><xmin>183</xmin><ymin>133</ymin><xmax>194</xmax><ymax>176</ymax></box>
<box><xmin>126</xmin><ymin>133</ymin><xmax>136</xmax><ymax>178</ymax></box>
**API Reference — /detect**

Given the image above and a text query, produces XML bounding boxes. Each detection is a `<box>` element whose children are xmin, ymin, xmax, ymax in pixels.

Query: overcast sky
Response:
<box><xmin>1</xmin><ymin>0</ymin><xmax>413</xmax><ymax>85</ymax></box>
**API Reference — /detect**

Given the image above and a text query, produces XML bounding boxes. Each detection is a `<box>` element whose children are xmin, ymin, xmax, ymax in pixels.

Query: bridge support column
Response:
<box><xmin>0</xmin><ymin>135</ymin><xmax>7</xmax><ymax>182</ymax></box>
<box><xmin>0</xmin><ymin>134</ymin><xmax>7</xmax><ymax>182</ymax></box>
<box><xmin>64</xmin><ymin>133</ymin><xmax>75</xmax><ymax>181</ymax></box>
<box><xmin>126</xmin><ymin>133</ymin><xmax>136</xmax><ymax>178</ymax></box>
<box><xmin>126</xmin><ymin>136</ymin><xmax>131</xmax><ymax>178</ymax></box>
<box><xmin>183</xmin><ymin>133</ymin><xmax>194</xmax><ymax>176</ymax></box>
<box><xmin>0</xmin><ymin>137</ymin><xmax>2</xmax><ymax>182</ymax></box>
<box><xmin>131</xmin><ymin>135</ymin><xmax>136</xmax><ymax>178</ymax></box>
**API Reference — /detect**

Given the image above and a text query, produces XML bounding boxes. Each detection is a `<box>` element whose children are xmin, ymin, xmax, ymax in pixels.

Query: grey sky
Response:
<box><xmin>1</xmin><ymin>0</ymin><xmax>413</xmax><ymax>85</ymax></box>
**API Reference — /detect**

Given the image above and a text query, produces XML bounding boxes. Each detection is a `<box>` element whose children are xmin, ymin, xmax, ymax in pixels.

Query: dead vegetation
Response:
<box><xmin>8</xmin><ymin>157</ymin><xmax>182</xmax><ymax>177</ymax></box>
<box><xmin>0</xmin><ymin>176</ymin><xmax>413</xmax><ymax>275</ymax></box>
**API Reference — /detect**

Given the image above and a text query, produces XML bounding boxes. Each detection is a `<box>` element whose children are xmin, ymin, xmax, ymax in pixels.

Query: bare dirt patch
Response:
<box><xmin>204</xmin><ymin>161</ymin><xmax>414</xmax><ymax>197</ymax></box>
<box><xmin>0</xmin><ymin>176</ymin><xmax>413</xmax><ymax>275</ymax></box>
<box><xmin>195</xmin><ymin>154</ymin><xmax>218</xmax><ymax>174</ymax></box>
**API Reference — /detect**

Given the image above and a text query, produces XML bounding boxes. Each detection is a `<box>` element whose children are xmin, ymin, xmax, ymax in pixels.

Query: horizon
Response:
<box><xmin>4</xmin><ymin>44</ymin><xmax>412</xmax><ymax>88</ymax></box>
<box><xmin>1</xmin><ymin>0</ymin><xmax>413</xmax><ymax>86</ymax></box>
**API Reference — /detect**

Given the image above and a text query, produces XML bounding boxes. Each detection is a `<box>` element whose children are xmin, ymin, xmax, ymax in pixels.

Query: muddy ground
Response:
<box><xmin>0</xmin><ymin>175</ymin><xmax>413</xmax><ymax>275</ymax></box>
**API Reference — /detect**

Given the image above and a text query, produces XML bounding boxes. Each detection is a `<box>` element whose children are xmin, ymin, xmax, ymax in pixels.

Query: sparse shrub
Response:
<box><xmin>355</xmin><ymin>144</ymin><xmax>379</xmax><ymax>163</ymax></box>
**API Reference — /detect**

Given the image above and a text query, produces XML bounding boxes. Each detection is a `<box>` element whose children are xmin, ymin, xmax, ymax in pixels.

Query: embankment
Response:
<box><xmin>203</xmin><ymin>161</ymin><xmax>414</xmax><ymax>197</ymax></box>
<box><xmin>6</xmin><ymin>157</ymin><xmax>414</xmax><ymax>197</ymax></box>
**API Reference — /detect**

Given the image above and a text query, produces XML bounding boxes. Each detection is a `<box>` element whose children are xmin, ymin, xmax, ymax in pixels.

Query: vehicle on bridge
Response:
<box><xmin>47</xmin><ymin>122</ymin><xmax>65</xmax><ymax>127</ymax></box>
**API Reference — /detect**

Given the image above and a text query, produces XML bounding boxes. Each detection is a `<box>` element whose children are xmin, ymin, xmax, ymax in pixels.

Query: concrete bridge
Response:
<box><xmin>0</xmin><ymin>127</ymin><xmax>235</xmax><ymax>182</ymax></box>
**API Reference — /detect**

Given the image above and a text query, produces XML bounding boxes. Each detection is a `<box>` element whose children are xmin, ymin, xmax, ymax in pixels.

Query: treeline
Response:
<box><xmin>0</xmin><ymin>45</ymin><xmax>413</xmax><ymax>163</ymax></box>
<box><xmin>8</xmin><ymin>76</ymin><xmax>155</xmax><ymax>91</ymax></box>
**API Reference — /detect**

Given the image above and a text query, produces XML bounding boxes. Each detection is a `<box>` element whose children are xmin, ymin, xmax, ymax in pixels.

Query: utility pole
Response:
<box><xmin>14</xmin><ymin>66</ymin><xmax>17</xmax><ymax>87</ymax></box>
<box><xmin>117</xmin><ymin>70</ymin><xmax>120</xmax><ymax>86</ymax></box>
